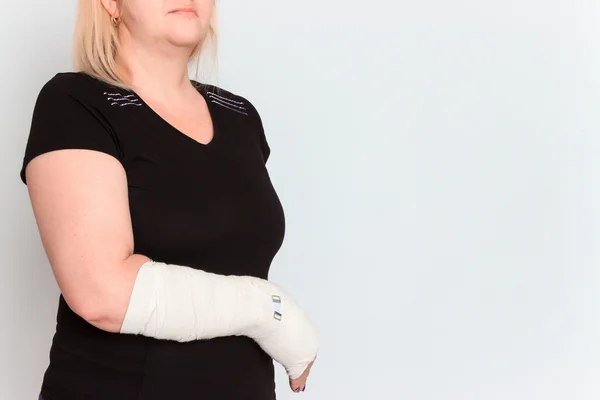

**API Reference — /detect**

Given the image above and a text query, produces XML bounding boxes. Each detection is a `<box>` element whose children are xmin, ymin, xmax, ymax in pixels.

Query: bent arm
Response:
<box><xmin>26</xmin><ymin>149</ymin><xmax>148</xmax><ymax>333</ymax></box>
<box><xmin>26</xmin><ymin>148</ymin><xmax>319</xmax><ymax>378</ymax></box>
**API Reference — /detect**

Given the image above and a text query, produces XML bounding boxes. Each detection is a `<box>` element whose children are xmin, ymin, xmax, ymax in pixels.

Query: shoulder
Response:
<box><xmin>32</xmin><ymin>72</ymin><xmax>147</xmax><ymax>131</ymax></box>
<box><xmin>29</xmin><ymin>73</ymin><xmax>105</xmax><ymax>121</ymax></box>
<box><xmin>196</xmin><ymin>82</ymin><xmax>270</xmax><ymax>162</ymax></box>
<box><xmin>21</xmin><ymin>73</ymin><xmax>125</xmax><ymax>184</ymax></box>
<box><xmin>197</xmin><ymin>82</ymin><xmax>271</xmax><ymax>161</ymax></box>
<box><xmin>38</xmin><ymin>72</ymin><xmax>109</xmax><ymax>98</ymax></box>
<box><xmin>198</xmin><ymin>83</ymin><xmax>249</xmax><ymax>104</ymax></box>
<box><xmin>35</xmin><ymin>72</ymin><xmax>131</xmax><ymax>112</ymax></box>
<box><xmin>195</xmin><ymin>82</ymin><xmax>262</xmax><ymax>119</ymax></box>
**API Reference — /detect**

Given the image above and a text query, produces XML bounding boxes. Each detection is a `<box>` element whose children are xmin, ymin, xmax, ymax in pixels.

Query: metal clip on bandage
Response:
<box><xmin>272</xmin><ymin>295</ymin><xmax>282</xmax><ymax>321</ymax></box>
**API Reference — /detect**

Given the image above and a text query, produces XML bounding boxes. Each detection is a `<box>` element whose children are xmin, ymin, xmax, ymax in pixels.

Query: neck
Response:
<box><xmin>115</xmin><ymin>29</ymin><xmax>195</xmax><ymax>100</ymax></box>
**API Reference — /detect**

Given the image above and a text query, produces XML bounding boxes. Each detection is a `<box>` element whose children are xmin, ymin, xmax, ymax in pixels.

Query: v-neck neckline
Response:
<box><xmin>132</xmin><ymin>80</ymin><xmax>219</xmax><ymax>149</ymax></box>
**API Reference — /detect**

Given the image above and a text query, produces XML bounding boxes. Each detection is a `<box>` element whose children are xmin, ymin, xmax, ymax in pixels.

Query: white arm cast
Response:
<box><xmin>120</xmin><ymin>261</ymin><xmax>319</xmax><ymax>379</ymax></box>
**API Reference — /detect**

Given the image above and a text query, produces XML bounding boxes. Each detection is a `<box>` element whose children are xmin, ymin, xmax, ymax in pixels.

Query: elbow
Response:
<box><xmin>67</xmin><ymin>295</ymin><xmax>124</xmax><ymax>333</ymax></box>
<box><xmin>57</xmin><ymin>257</ymin><xmax>143</xmax><ymax>334</ymax></box>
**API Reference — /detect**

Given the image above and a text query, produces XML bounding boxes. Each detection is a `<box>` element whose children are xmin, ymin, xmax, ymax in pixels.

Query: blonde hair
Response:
<box><xmin>73</xmin><ymin>0</ymin><xmax>217</xmax><ymax>89</ymax></box>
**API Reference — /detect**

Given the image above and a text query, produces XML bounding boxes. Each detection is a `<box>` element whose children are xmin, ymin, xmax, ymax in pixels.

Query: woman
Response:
<box><xmin>20</xmin><ymin>1</ymin><xmax>319</xmax><ymax>399</ymax></box>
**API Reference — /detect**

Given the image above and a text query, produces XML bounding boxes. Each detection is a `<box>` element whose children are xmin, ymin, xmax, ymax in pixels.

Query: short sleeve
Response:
<box><xmin>19</xmin><ymin>74</ymin><xmax>122</xmax><ymax>185</ymax></box>
<box><xmin>257</xmin><ymin>114</ymin><xmax>271</xmax><ymax>164</ymax></box>
<box><xmin>240</xmin><ymin>95</ymin><xmax>270</xmax><ymax>164</ymax></box>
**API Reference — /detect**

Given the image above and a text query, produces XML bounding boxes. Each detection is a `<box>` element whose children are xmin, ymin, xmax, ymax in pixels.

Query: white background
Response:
<box><xmin>2</xmin><ymin>1</ymin><xmax>600</xmax><ymax>399</ymax></box>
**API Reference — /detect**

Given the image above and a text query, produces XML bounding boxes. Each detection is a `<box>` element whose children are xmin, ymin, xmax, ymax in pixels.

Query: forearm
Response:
<box><xmin>74</xmin><ymin>254</ymin><xmax>265</xmax><ymax>336</ymax></box>
<box><xmin>119</xmin><ymin>260</ymin><xmax>272</xmax><ymax>340</ymax></box>
<box><xmin>77</xmin><ymin>256</ymin><xmax>319</xmax><ymax>380</ymax></box>
<box><xmin>119</xmin><ymin>260</ymin><xmax>319</xmax><ymax>379</ymax></box>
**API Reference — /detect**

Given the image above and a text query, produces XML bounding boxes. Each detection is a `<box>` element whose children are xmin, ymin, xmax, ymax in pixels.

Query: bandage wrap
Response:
<box><xmin>244</xmin><ymin>276</ymin><xmax>320</xmax><ymax>378</ymax></box>
<box><xmin>120</xmin><ymin>261</ymin><xmax>319</xmax><ymax>379</ymax></box>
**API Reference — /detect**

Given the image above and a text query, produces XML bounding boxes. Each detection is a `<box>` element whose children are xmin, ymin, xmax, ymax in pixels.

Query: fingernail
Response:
<box><xmin>302</xmin><ymin>386</ymin><xmax>306</xmax><ymax>391</ymax></box>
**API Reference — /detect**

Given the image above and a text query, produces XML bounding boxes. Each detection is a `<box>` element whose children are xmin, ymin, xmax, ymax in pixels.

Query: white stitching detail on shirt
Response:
<box><xmin>207</xmin><ymin>91</ymin><xmax>245</xmax><ymax>105</ymax></box>
<box><xmin>104</xmin><ymin>92</ymin><xmax>136</xmax><ymax>98</ymax></box>
<box><xmin>111</xmin><ymin>102</ymin><xmax>143</xmax><ymax>107</ymax></box>
<box><xmin>107</xmin><ymin>97</ymin><xmax>139</xmax><ymax>102</ymax></box>
<box><xmin>208</xmin><ymin>96</ymin><xmax>246</xmax><ymax>111</ymax></box>
<box><xmin>104</xmin><ymin>92</ymin><xmax>142</xmax><ymax>107</ymax></box>
<box><xmin>210</xmin><ymin>99</ymin><xmax>249</xmax><ymax>115</ymax></box>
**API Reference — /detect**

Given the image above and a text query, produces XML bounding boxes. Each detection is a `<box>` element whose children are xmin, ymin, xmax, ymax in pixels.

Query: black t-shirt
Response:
<box><xmin>20</xmin><ymin>72</ymin><xmax>286</xmax><ymax>400</ymax></box>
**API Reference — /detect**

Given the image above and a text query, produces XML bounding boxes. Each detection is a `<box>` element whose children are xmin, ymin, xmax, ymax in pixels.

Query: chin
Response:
<box><xmin>167</xmin><ymin>32</ymin><xmax>206</xmax><ymax>48</ymax></box>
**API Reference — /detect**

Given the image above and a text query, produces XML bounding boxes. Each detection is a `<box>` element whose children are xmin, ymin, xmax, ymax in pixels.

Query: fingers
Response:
<box><xmin>289</xmin><ymin>360</ymin><xmax>315</xmax><ymax>393</ymax></box>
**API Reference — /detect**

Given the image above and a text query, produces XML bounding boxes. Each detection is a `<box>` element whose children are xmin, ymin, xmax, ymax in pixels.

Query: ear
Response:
<box><xmin>99</xmin><ymin>0</ymin><xmax>120</xmax><ymax>18</ymax></box>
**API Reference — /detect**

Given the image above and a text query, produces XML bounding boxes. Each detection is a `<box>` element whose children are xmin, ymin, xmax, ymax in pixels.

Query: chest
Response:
<box><xmin>143</xmin><ymin>96</ymin><xmax>215</xmax><ymax>146</ymax></box>
<box><xmin>112</xmin><ymin>104</ymin><xmax>285</xmax><ymax>276</ymax></box>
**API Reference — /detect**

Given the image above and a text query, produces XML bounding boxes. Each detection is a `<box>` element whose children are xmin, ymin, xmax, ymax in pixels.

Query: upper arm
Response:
<box><xmin>22</xmin><ymin>76</ymin><xmax>135</xmax><ymax>319</ymax></box>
